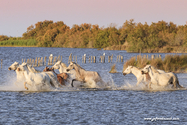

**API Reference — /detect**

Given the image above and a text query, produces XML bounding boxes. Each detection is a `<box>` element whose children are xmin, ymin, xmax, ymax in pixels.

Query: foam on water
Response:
<box><xmin>0</xmin><ymin>75</ymin><xmax>25</xmax><ymax>91</ymax></box>
<box><xmin>0</xmin><ymin>71</ymin><xmax>186</xmax><ymax>92</ymax></box>
<box><xmin>117</xmin><ymin>80</ymin><xmax>187</xmax><ymax>92</ymax></box>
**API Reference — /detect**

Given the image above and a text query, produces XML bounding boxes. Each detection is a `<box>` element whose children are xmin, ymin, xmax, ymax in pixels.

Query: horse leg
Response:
<box><xmin>148</xmin><ymin>82</ymin><xmax>152</xmax><ymax>89</ymax></box>
<box><xmin>136</xmin><ymin>80</ymin><xmax>141</xmax><ymax>86</ymax></box>
<box><xmin>24</xmin><ymin>82</ymin><xmax>28</xmax><ymax>90</ymax></box>
<box><xmin>71</xmin><ymin>79</ymin><xmax>76</xmax><ymax>87</ymax></box>
<box><xmin>49</xmin><ymin>80</ymin><xmax>55</xmax><ymax>88</ymax></box>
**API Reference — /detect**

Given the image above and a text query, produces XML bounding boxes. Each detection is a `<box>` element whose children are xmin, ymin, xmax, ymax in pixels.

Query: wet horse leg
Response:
<box><xmin>71</xmin><ymin>79</ymin><xmax>77</xmax><ymax>87</ymax></box>
<box><xmin>148</xmin><ymin>82</ymin><xmax>152</xmax><ymax>89</ymax></box>
<box><xmin>24</xmin><ymin>82</ymin><xmax>28</xmax><ymax>90</ymax></box>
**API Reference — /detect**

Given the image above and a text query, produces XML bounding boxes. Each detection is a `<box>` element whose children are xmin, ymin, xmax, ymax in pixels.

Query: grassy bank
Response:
<box><xmin>123</xmin><ymin>55</ymin><xmax>187</xmax><ymax>73</ymax></box>
<box><xmin>0</xmin><ymin>39</ymin><xmax>37</xmax><ymax>47</ymax></box>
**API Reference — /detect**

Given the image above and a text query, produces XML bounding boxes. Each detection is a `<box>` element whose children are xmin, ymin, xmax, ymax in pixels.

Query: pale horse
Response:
<box><xmin>66</xmin><ymin>62</ymin><xmax>106</xmax><ymax>88</ymax></box>
<box><xmin>52</xmin><ymin>61</ymin><xmax>76</xmax><ymax>84</ymax></box>
<box><xmin>141</xmin><ymin>65</ymin><xmax>184</xmax><ymax>89</ymax></box>
<box><xmin>8</xmin><ymin>62</ymin><xmax>41</xmax><ymax>84</ymax></box>
<box><xmin>17</xmin><ymin>63</ymin><xmax>60</xmax><ymax>90</ymax></box>
<box><xmin>123</xmin><ymin>66</ymin><xmax>166</xmax><ymax>86</ymax></box>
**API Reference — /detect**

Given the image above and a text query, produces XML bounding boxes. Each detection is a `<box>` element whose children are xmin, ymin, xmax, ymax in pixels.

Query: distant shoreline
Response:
<box><xmin>1</xmin><ymin>45</ymin><xmax>187</xmax><ymax>54</ymax></box>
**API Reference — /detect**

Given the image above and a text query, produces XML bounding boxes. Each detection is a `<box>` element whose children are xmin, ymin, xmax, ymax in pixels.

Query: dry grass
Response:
<box><xmin>109</xmin><ymin>64</ymin><xmax>117</xmax><ymax>73</ymax></box>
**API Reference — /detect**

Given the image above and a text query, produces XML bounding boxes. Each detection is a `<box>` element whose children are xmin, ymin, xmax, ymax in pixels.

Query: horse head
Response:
<box><xmin>17</xmin><ymin>63</ymin><xmax>28</xmax><ymax>72</ymax></box>
<box><xmin>66</xmin><ymin>62</ymin><xmax>75</xmax><ymax>72</ymax></box>
<box><xmin>123</xmin><ymin>66</ymin><xmax>133</xmax><ymax>76</ymax></box>
<box><xmin>8</xmin><ymin>62</ymin><xmax>19</xmax><ymax>71</ymax></box>
<box><xmin>52</xmin><ymin>61</ymin><xmax>61</xmax><ymax>70</ymax></box>
<box><xmin>141</xmin><ymin>65</ymin><xmax>151</xmax><ymax>74</ymax></box>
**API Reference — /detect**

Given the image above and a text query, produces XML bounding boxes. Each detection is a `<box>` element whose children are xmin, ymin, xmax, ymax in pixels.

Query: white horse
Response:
<box><xmin>17</xmin><ymin>63</ymin><xmax>59</xmax><ymax>90</ymax></box>
<box><xmin>8</xmin><ymin>62</ymin><xmax>41</xmax><ymax>84</ymax></box>
<box><xmin>123</xmin><ymin>66</ymin><xmax>151</xmax><ymax>86</ymax></box>
<box><xmin>141</xmin><ymin>65</ymin><xmax>184</xmax><ymax>89</ymax></box>
<box><xmin>66</xmin><ymin>62</ymin><xmax>106</xmax><ymax>88</ymax></box>
<box><xmin>123</xmin><ymin>66</ymin><xmax>166</xmax><ymax>86</ymax></box>
<box><xmin>8</xmin><ymin>62</ymin><xmax>25</xmax><ymax>83</ymax></box>
<box><xmin>52</xmin><ymin>61</ymin><xmax>76</xmax><ymax>84</ymax></box>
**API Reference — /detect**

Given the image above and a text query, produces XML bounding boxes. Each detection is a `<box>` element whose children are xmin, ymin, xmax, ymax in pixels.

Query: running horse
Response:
<box><xmin>43</xmin><ymin>67</ymin><xmax>68</xmax><ymax>86</ymax></box>
<box><xmin>123</xmin><ymin>66</ymin><xmax>151</xmax><ymax>86</ymax></box>
<box><xmin>17</xmin><ymin>63</ymin><xmax>59</xmax><ymax>90</ymax></box>
<box><xmin>52</xmin><ymin>61</ymin><xmax>76</xmax><ymax>84</ymax></box>
<box><xmin>66</xmin><ymin>62</ymin><xmax>106</xmax><ymax>88</ymax></box>
<box><xmin>141</xmin><ymin>65</ymin><xmax>184</xmax><ymax>89</ymax></box>
<box><xmin>123</xmin><ymin>66</ymin><xmax>166</xmax><ymax>87</ymax></box>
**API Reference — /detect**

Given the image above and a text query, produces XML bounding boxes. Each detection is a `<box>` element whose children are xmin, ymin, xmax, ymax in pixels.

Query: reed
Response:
<box><xmin>109</xmin><ymin>64</ymin><xmax>117</xmax><ymax>73</ymax></box>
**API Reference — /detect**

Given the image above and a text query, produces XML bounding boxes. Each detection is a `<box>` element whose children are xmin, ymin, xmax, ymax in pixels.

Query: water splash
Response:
<box><xmin>0</xmin><ymin>71</ymin><xmax>186</xmax><ymax>92</ymax></box>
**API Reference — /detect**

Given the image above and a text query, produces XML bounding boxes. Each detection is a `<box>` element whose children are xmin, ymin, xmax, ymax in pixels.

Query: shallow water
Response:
<box><xmin>0</xmin><ymin>47</ymin><xmax>187</xmax><ymax>124</ymax></box>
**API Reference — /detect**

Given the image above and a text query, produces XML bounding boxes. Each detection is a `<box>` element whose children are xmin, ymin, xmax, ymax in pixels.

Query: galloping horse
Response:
<box><xmin>123</xmin><ymin>66</ymin><xmax>151</xmax><ymax>86</ymax></box>
<box><xmin>43</xmin><ymin>66</ymin><xmax>68</xmax><ymax>86</ymax></box>
<box><xmin>123</xmin><ymin>66</ymin><xmax>166</xmax><ymax>86</ymax></box>
<box><xmin>17</xmin><ymin>63</ymin><xmax>58</xmax><ymax>90</ymax></box>
<box><xmin>66</xmin><ymin>62</ymin><xmax>106</xmax><ymax>88</ymax></box>
<box><xmin>141</xmin><ymin>65</ymin><xmax>184</xmax><ymax>89</ymax></box>
<box><xmin>8</xmin><ymin>62</ymin><xmax>25</xmax><ymax>82</ymax></box>
<box><xmin>52</xmin><ymin>61</ymin><xmax>76</xmax><ymax>84</ymax></box>
<box><xmin>8</xmin><ymin>62</ymin><xmax>41</xmax><ymax>84</ymax></box>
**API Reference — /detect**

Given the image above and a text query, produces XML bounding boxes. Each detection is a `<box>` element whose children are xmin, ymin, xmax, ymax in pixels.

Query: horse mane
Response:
<box><xmin>74</xmin><ymin>63</ymin><xmax>85</xmax><ymax>70</ymax></box>
<box><xmin>73</xmin><ymin>63</ymin><xmax>85</xmax><ymax>79</ymax></box>
<box><xmin>132</xmin><ymin>66</ymin><xmax>141</xmax><ymax>71</ymax></box>
<box><xmin>27</xmin><ymin>65</ymin><xmax>35</xmax><ymax>73</ymax></box>
<box><xmin>150</xmin><ymin>66</ymin><xmax>160</xmax><ymax>73</ymax></box>
<box><xmin>60</xmin><ymin>62</ymin><xmax>67</xmax><ymax>68</ymax></box>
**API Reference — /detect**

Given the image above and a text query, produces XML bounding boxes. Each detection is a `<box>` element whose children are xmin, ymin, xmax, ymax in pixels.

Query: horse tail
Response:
<box><xmin>173</xmin><ymin>74</ymin><xmax>184</xmax><ymax>89</ymax></box>
<box><xmin>177</xmin><ymin>80</ymin><xmax>184</xmax><ymax>88</ymax></box>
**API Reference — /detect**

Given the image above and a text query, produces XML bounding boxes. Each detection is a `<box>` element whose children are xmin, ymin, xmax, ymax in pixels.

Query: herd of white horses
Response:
<box><xmin>8</xmin><ymin>61</ymin><xmax>185</xmax><ymax>91</ymax></box>
<box><xmin>8</xmin><ymin>61</ymin><xmax>106</xmax><ymax>91</ymax></box>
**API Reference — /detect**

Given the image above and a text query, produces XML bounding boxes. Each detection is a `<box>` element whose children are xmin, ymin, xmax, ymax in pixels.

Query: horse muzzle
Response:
<box><xmin>123</xmin><ymin>73</ymin><xmax>126</xmax><ymax>76</ymax></box>
<box><xmin>141</xmin><ymin>71</ymin><xmax>146</xmax><ymax>74</ymax></box>
<box><xmin>8</xmin><ymin>67</ymin><xmax>11</xmax><ymax>70</ymax></box>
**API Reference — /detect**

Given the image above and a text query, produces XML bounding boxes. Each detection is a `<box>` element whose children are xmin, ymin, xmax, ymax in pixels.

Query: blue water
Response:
<box><xmin>0</xmin><ymin>47</ymin><xmax>186</xmax><ymax>124</ymax></box>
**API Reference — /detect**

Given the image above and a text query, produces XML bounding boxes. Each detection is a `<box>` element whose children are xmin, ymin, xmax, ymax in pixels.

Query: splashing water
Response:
<box><xmin>0</xmin><ymin>70</ymin><xmax>186</xmax><ymax>92</ymax></box>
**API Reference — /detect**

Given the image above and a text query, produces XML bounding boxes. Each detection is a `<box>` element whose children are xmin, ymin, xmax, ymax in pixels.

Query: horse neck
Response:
<box><xmin>59</xmin><ymin>65</ymin><xmax>66</xmax><ymax>73</ymax></box>
<box><xmin>148</xmin><ymin>68</ymin><xmax>155</xmax><ymax>78</ymax></box>
<box><xmin>27</xmin><ymin>65</ymin><xmax>35</xmax><ymax>73</ymax></box>
<box><xmin>61</xmin><ymin>63</ymin><xmax>67</xmax><ymax>68</ymax></box>
<box><xmin>131</xmin><ymin>67</ymin><xmax>141</xmax><ymax>77</ymax></box>
<box><xmin>23</xmin><ymin>66</ymin><xmax>30</xmax><ymax>79</ymax></box>
<box><xmin>74</xmin><ymin>64</ymin><xmax>85</xmax><ymax>77</ymax></box>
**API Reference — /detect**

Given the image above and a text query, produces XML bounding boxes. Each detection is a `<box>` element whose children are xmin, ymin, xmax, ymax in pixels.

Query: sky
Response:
<box><xmin>0</xmin><ymin>0</ymin><xmax>187</xmax><ymax>37</ymax></box>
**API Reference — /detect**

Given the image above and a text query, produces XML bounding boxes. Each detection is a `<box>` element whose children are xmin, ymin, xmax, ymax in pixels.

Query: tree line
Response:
<box><xmin>1</xmin><ymin>19</ymin><xmax>187</xmax><ymax>53</ymax></box>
